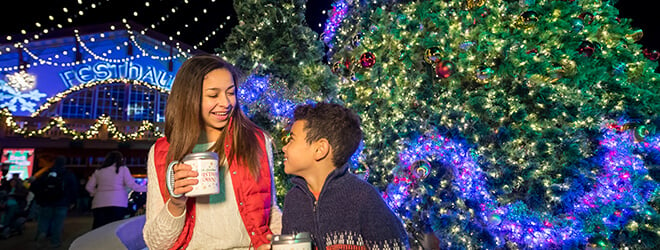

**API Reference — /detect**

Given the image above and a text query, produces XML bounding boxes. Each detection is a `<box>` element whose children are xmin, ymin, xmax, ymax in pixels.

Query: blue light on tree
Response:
<box><xmin>386</xmin><ymin>120</ymin><xmax>659</xmax><ymax>248</ymax></box>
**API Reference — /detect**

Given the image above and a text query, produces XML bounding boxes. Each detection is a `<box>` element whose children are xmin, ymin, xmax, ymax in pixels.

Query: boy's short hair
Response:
<box><xmin>293</xmin><ymin>102</ymin><xmax>362</xmax><ymax>168</ymax></box>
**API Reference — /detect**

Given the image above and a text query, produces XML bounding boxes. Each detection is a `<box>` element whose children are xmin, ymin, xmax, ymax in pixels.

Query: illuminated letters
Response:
<box><xmin>58</xmin><ymin>62</ymin><xmax>174</xmax><ymax>89</ymax></box>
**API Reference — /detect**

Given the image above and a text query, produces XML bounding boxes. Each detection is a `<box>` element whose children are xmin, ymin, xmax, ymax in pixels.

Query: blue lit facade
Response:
<box><xmin>0</xmin><ymin>21</ymin><xmax>195</xmax><ymax>122</ymax></box>
<box><xmin>0</xmin><ymin>22</ymin><xmax>203</xmax><ymax>177</ymax></box>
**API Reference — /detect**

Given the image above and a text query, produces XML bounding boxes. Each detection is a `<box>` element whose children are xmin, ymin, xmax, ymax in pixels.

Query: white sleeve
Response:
<box><xmin>265</xmin><ymin>133</ymin><xmax>282</xmax><ymax>234</ymax></box>
<box><xmin>142</xmin><ymin>144</ymin><xmax>186</xmax><ymax>250</ymax></box>
<box><xmin>84</xmin><ymin>171</ymin><xmax>97</xmax><ymax>196</ymax></box>
<box><xmin>122</xmin><ymin>166</ymin><xmax>147</xmax><ymax>193</ymax></box>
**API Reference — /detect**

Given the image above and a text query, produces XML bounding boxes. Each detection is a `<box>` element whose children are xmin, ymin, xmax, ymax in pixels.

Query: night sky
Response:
<box><xmin>0</xmin><ymin>1</ymin><xmax>657</xmax><ymax>55</ymax></box>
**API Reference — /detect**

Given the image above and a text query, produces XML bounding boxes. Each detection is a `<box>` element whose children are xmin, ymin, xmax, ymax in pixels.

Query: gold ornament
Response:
<box><xmin>560</xmin><ymin>59</ymin><xmax>577</xmax><ymax>77</ymax></box>
<box><xmin>515</xmin><ymin>11</ymin><xmax>539</xmax><ymax>29</ymax></box>
<box><xmin>625</xmin><ymin>221</ymin><xmax>639</xmax><ymax>233</ymax></box>
<box><xmin>466</xmin><ymin>0</ymin><xmax>486</xmax><ymax>10</ymax></box>
<box><xmin>528</xmin><ymin>74</ymin><xmax>555</xmax><ymax>86</ymax></box>
<box><xmin>331</xmin><ymin>62</ymin><xmax>343</xmax><ymax>75</ymax></box>
<box><xmin>280</xmin><ymin>127</ymin><xmax>292</xmax><ymax>145</ymax></box>
<box><xmin>549</xmin><ymin>59</ymin><xmax>577</xmax><ymax>79</ymax></box>
<box><xmin>424</xmin><ymin>47</ymin><xmax>443</xmax><ymax>64</ymax></box>
<box><xmin>626</xmin><ymin>29</ymin><xmax>643</xmax><ymax>42</ymax></box>
<box><xmin>620</xmin><ymin>122</ymin><xmax>637</xmax><ymax>131</ymax></box>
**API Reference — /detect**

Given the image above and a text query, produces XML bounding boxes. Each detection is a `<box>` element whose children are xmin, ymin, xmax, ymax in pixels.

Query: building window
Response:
<box><xmin>42</xmin><ymin>82</ymin><xmax>167</xmax><ymax>122</ymax></box>
<box><xmin>96</xmin><ymin>84</ymin><xmax>127</xmax><ymax>120</ymax></box>
<box><xmin>61</xmin><ymin>89</ymin><xmax>95</xmax><ymax>119</ymax></box>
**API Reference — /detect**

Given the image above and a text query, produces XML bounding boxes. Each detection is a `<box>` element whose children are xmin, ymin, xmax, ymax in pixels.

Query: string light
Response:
<box><xmin>30</xmin><ymin>78</ymin><xmax>169</xmax><ymax>117</ymax></box>
<box><xmin>1</xmin><ymin>107</ymin><xmax>162</xmax><ymax>141</ymax></box>
<box><xmin>3</xmin><ymin>0</ymin><xmax>109</xmax><ymax>44</ymax></box>
<box><xmin>0</xmin><ymin>22</ymin><xmax>194</xmax><ymax>73</ymax></box>
<box><xmin>387</xmin><ymin>122</ymin><xmax>658</xmax><ymax>248</ymax></box>
<box><xmin>1</xmin><ymin>71</ymin><xmax>317</xmax><ymax>142</ymax></box>
<box><xmin>2</xmin><ymin>0</ymin><xmax>226</xmax><ymax>68</ymax></box>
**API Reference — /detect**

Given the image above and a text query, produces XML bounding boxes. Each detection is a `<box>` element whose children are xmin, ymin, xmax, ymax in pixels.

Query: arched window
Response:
<box><xmin>38</xmin><ymin>81</ymin><xmax>168</xmax><ymax>122</ymax></box>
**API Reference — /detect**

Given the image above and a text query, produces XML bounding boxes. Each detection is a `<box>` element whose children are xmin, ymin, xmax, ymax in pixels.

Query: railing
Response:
<box><xmin>0</xmin><ymin>116</ymin><xmax>164</xmax><ymax>141</ymax></box>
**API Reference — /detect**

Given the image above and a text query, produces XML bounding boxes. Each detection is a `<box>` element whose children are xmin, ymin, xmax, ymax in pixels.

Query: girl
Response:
<box><xmin>86</xmin><ymin>150</ymin><xmax>146</xmax><ymax>229</ymax></box>
<box><xmin>143</xmin><ymin>54</ymin><xmax>281</xmax><ymax>250</ymax></box>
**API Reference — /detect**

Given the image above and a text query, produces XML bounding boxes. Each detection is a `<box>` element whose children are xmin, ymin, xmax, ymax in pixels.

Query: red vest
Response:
<box><xmin>154</xmin><ymin>130</ymin><xmax>273</xmax><ymax>249</ymax></box>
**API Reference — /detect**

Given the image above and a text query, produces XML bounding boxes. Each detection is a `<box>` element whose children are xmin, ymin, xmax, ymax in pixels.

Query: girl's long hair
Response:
<box><xmin>101</xmin><ymin>150</ymin><xmax>124</xmax><ymax>174</ymax></box>
<box><xmin>164</xmin><ymin>54</ymin><xmax>265</xmax><ymax>179</ymax></box>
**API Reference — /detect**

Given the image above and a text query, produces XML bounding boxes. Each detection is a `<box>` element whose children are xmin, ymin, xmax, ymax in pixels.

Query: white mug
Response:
<box><xmin>166</xmin><ymin>151</ymin><xmax>220</xmax><ymax>197</ymax></box>
<box><xmin>271</xmin><ymin>232</ymin><xmax>312</xmax><ymax>250</ymax></box>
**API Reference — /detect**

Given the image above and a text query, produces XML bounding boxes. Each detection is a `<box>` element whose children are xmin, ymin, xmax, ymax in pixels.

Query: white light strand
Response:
<box><xmin>126</xmin><ymin>23</ymin><xmax>191</xmax><ymax>60</ymax></box>
<box><xmin>194</xmin><ymin>21</ymin><xmax>230</xmax><ymax>50</ymax></box>
<box><xmin>3</xmin><ymin>0</ymin><xmax>224</xmax><ymax>59</ymax></box>
<box><xmin>132</xmin><ymin>0</ymin><xmax>222</xmax><ymax>53</ymax></box>
<box><xmin>1</xmin><ymin>0</ymin><xmax>236</xmax><ymax>73</ymax></box>
<box><xmin>76</xmin><ymin>32</ymin><xmax>142</xmax><ymax>63</ymax></box>
<box><xmin>22</xmin><ymin>45</ymin><xmax>80</xmax><ymax>67</ymax></box>
<box><xmin>0</xmin><ymin>28</ymin><xmax>190</xmax><ymax>72</ymax></box>
<box><xmin>30</xmin><ymin>78</ymin><xmax>169</xmax><ymax>117</ymax></box>
<box><xmin>5</xmin><ymin>0</ymin><xmax>111</xmax><ymax>45</ymax></box>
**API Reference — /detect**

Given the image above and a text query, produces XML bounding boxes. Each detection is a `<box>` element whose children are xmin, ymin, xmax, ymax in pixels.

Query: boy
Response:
<box><xmin>281</xmin><ymin>102</ymin><xmax>409</xmax><ymax>249</ymax></box>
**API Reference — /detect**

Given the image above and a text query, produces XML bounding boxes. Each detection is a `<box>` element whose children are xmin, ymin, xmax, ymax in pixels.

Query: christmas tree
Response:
<box><xmin>221</xmin><ymin>0</ymin><xmax>336</xmax><ymax>95</ymax></box>
<box><xmin>220</xmin><ymin>0</ymin><xmax>339</xmax><ymax>197</ymax></box>
<box><xmin>320</xmin><ymin>0</ymin><xmax>660</xmax><ymax>248</ymax></box>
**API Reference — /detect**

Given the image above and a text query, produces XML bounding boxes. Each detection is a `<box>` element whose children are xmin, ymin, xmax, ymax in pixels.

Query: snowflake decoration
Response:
<box><xmin>0</xmin><ymin>79</ymin><xmax>47</xmax><ymax>113</ymax></box>
<box><xmin>6</xmin><ymin>71</ymin><xmax>36</xmax><ymax>91</ymax></box>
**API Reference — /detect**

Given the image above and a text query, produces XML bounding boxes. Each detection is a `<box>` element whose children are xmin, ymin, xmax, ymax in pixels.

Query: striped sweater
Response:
<box><xmin>282</xmin><ymin>165</ymin><xmax>409</xmax><ymax>249</ymax></box>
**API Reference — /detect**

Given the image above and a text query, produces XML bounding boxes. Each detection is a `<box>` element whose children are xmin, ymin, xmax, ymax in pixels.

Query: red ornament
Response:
<box><xmin>435</xmin><ymin>60</ymin><xmax>456</xmax><ymax>78</ymax></box>
<box><xmin>577</xmin><ymin>41</ymin><xmax>595</xmax><ymax>57</ymax></box>
<box><xmin>360</xmin><ymin>52</ymin><xmax>376</xmax><ymax>68</ymax></box>
<box><xmin>644</xmin><ymin>48</ymin><xmax>660</xmax><ymax>61</ymax></box>
<box><xmin>578</xmin><ymin>12</ymin><xmax>594</xmax><ymax>24</ymax></box>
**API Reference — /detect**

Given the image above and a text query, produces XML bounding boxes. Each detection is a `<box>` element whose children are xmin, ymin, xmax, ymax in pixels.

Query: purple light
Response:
<box><xmin>238</xmin><ymin>74</ymin><xmax>314</xmax><ymax>121</ymax></box>
<box><xmin>385</xmin><ymin>120</ymin><xmax>659</xmax><ymax>248</ymax></box>
<box><xmin>321</xmin><ymin>0</ymin><xmax>349</xmax><ymax>48</ymax></box>
<box><xmin>239</xmin><ymin>74</ymin><xmax>269</xmax><ymax>105</ymax></box>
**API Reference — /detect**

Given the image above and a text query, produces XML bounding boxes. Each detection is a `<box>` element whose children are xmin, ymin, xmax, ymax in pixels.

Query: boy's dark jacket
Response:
<box><xmin>282</xmin><ymin>164</ymin><xmax>410</xmax><ymax>250</ymax></box>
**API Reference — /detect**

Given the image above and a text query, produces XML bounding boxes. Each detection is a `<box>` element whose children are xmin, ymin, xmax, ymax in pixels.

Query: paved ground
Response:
<box><xmin>1</xmin><ymin>211</ymin><xmax>93</xmax><ymax>250</ymax></box>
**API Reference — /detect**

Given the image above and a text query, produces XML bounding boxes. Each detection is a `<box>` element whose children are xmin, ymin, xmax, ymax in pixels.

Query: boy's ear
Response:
<box><xmin>313</xmin><ymin>138</ymin><xmax>330</xmax><ymax>161</ymax></box>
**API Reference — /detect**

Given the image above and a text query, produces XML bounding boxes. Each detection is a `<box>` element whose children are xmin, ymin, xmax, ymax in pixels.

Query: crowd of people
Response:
<box><xmin>0</xmin><ymin>173</ymin><xmax>30</xmax><ymax>239</ymax></box>
<box><xmin>0</xmin><ymin>152</ymin><xmax>148</xmax><ymax>248</ymax></box>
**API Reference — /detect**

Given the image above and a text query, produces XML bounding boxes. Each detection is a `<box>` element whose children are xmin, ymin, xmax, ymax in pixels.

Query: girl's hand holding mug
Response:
<box><xmin>167</xmin><ymin>162</ymin><xmax>199</xmax><ymax>208</ymax></box>
<box><xmin>166</xmin><ymin>152</ymin><xmax>220</xmax><ymax>215</ymax></box>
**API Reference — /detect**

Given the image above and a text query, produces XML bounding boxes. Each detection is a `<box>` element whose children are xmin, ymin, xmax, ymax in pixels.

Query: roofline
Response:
<box><xmin>1</xmin><ymin>20</ymin><xmax>207</xmax><ymax>55</ymax></box>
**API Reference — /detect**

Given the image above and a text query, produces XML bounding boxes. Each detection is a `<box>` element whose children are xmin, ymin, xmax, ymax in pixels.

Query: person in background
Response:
<box><xmin>142</xmin><ymin>54</ymin><xmax>281</xmax><ymax>250</ymax></box>
<box><xmin>0</xmin><ymin>165</ymin><xmax>9</xmax><ymax>229</ymax></box>
<box><xmin>85</xmin><ymin>150</ymin><xmax>147</xmax><ymax>229</ymax></box>
<box><xmin>280</xmin><ymin>102</ymin><xmax>410</xmax><ymax>249</ymax></box>
<box><xmin>29</xmin><ymin>155</ymin><xmax>78</xmax><ymax>248</ymax></box>
<box><xmin>0</xmin><ymin>163</ymin><xmax>10</xmax><ymax>192</ymax></box>
<box><xmin>0</xmin><ymin>176</ymin><xmax>29</xmax><ymax>238</ymax></box>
